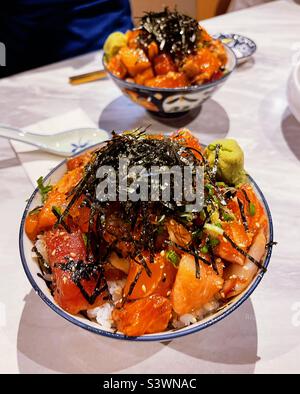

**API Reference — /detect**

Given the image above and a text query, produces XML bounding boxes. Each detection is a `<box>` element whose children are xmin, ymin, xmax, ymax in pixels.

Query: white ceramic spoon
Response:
<box><xmin>0</xmin><ymin>125</ymin><xmax>110</xmax><ymax>157</ymax></box>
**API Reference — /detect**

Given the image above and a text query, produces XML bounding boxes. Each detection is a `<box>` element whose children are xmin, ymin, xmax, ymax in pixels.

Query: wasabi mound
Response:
<box><xmin>104</xmin><ymin>32</ymin><xmax>127</xmax><ymax>61</ymax></box>
<box><xmin>205</xmin><ymin>139</ymin><xmax>247</xmax><ymax>186</ymax></box>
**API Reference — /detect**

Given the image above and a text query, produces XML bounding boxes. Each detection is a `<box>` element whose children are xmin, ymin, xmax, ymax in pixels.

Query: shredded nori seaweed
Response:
<box><xmin>55</xmin><ymin>258</ymin><xmax>110</xmax><ymax>304</ymax></box>
<box><xmin>32</xmin><ymin>128</ymin><xmax>269</xmax><ymax>304</ymax></box>
<box><xmin>237</xmin><ymin>198</ymin><xmax>249</xmax><ymax>232</ymax></box>
<box><xmin>223</xmin><ymin>232</ymin><xmax>266</xmax><ymax>272</ymax></box>
<box><xmin>138</xmin><ymin>8</ymin><xmax>201</xmax><ymax>59</ymax></box>
<box><xmin>127</xmin><ymin>269</ymin><xmax>143</xmax><ymax>297</ymax></box>
<box><xmin>32</xmin><ymin>245</ymin><xmax>51</xmax><ymax>275</ymax></box>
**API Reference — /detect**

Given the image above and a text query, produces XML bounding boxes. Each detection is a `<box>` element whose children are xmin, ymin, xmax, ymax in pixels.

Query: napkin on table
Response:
<box><xmin>10</xmin><ymin>108</ymin><xmax>96</xmax><ymax>185</ymax></box>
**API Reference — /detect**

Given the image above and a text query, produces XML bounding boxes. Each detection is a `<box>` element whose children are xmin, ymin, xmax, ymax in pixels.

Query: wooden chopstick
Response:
<box><xmin>69</xmin><ymin>70</ymin><xmax>107</xmax><ymax>85</ymax></box>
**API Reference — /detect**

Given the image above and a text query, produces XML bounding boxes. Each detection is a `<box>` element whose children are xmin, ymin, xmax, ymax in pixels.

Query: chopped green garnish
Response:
<box><xmin>157</xmin><ymin>214</ymin><xmax>166</xmax><ymax>224</ymax></box>
<box><xmin>204</xmin><ymin>223</ymin><xmax>224</xmax><ymax>236</ymax></box>
<box><xmin>192</xmin><ymin>229</ymin><xmax>203</xmax><ymax>239</ymax></box>
<box><xmin>210</xmin><ymin>210</ymin><xmax>219</xmax><ymax>223</ymax></box>
<box><xmin>200</xmin><ymin>210</ymin><xmax>206</xmax><ymax>221</ymax></box>
<box><xmin>216</xmin><ymin>181</ymin><xmax>226</xmax><ymax>187</ymax></box>
<box><xmin>210</xmin><ymin>238</ymin><xmax>220</xmax><ymax>248</ymax></box>
<box><xmin>166</xmin><ymin>250</ymin><xmax>180</xmax><ymax>267</ymax></box>
<box><xmin>82</xmin><ymin>233</ymin><xmax>88</xmax><ymax>246</ymax></box>
<box><xmin>200</xmin><ymin>245</ymin><xmax>209</xmax><ymax>254</ymax></box>
<box><xmin>215</xmin><ymin>222</ymin><xmax>223</xmax><ymax>229</ymax></box>
<box><xmin>180</xmin><ymin>212</ymin><xmax>194</xmax><ymax>222</ymax></box>
<box><xmin>37</xmin><ymin>176</ymin><xmax>53</xmax><ymax>203</ymax></box>
<box><xmin>223</xmin><ymin>212</ymin><xmax>234</xmax><ymax>222</ymax></box>
<box><xmin>29</xmin><ymin>206</ymin><xmax>42</xmax><ymax>216</ymax></box>
<box><xmin>249</xmin><ymin>202</ymin><xmax>256</xmax><ymax>216</ymax></box>
<box><xmin>212</xmin><ymin>195</ymin><xmax>221</xmax><ymax>207</ymax></box>
<box><xmin>205</xmin><ymin>184</ymin><xmax>214</xmax><ymax>196</ymax></box>
<box><xmin>156</xmin><ymin>225</ymin><xmax>164</xmax><ymax>235</ymax></box>
<box><xmin>52</xmin><ymin>206</ymin><xmax>62</xmax><ymax>216</ymax></box>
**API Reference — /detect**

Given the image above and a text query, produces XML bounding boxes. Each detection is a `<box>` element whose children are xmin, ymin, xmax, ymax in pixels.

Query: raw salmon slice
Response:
<box><xmin>124</xmin><ymin>251</ymin><xmax>176</xmax><ymax>300</ymax></box>
<box><xmin>37</xmin><ymin>166</ymin><xmax>83</xmax><ymax>232</ymax></box>
<box><xmin>53</xmin><ymin>267</ymin><xmax>105</xmax><ymax>315</ymax></box>
<box><xmin>215</xmin><ymin>221</ymin><xmax>252</xmax><ymax>266</ymax></box>
<box><xmin>44</xmin><ymin>228</ymin><xmax>86</xmax><ymax>268</ymax></box>
<box><xmin>44</xmin><ymin>228</ymin><xmax>105</xmax><ymax>315</ymax></box>
<box><xmin>171</xmin><ymin>254</ymin><xmax>223</xmax><ymax>315</ymax></box>
<box><xmin>112</xmin><ymin>294</ymin><xmax>172</xmax><ymax>336</ymax></box>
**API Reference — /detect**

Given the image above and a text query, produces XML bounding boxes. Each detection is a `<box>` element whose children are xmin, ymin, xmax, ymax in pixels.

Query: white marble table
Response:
<box><xmin>0</xmin><ymin>0</ymin><xmax>300</xmax><ymax>374</ymax></box>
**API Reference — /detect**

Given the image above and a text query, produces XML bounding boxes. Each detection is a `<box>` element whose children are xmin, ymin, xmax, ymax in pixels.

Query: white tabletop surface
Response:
<box><xmin>0</xmin><ymin>0</ymin><xmax>300</xmax><ymax>374</ymax></box>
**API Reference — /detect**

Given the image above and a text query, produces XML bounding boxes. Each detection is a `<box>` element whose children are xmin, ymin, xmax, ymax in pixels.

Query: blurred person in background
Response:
<box><xmin>0</xmin><ymin>0</ymin><xmax>133</xmax><ymax>78</ymax></box>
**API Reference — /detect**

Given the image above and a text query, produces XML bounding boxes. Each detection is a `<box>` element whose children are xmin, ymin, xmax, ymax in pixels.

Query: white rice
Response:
<box><xmin>34</xmin><ymin>235</ymin><xmax>48</xmax><ymax>261</ymax></box>
<box><xmin>87</xmin><ymin>279</ymin><xmax>126</xmax><ymax>330</ymax></box>
<box><xmin>107</xmin><ymin>279</ymin><xmax>126</xmax><ymax>303</ymax></box>
<box><xmin>171</xmin><ymin>298</ymin><xmax>220</xmax><ymax>329</ymax></box>
<box><xmin>202</xmin><ymin>299</ymin><xmax>220</xmax><ymax>314</ymax></box>
<box><xmin>87</xmin><ymin>303</ymin><xmax>114</xmax><ymax>330</ymax></box>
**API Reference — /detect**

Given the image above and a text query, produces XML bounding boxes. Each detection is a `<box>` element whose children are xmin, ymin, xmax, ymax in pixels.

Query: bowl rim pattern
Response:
<box><xmin>213</xmin><ymin>33</ymin><xmax>257</xmax><ymax>61</ymax></box>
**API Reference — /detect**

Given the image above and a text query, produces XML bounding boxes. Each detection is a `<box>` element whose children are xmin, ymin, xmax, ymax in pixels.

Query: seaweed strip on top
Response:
<box><xmin>166</xmin><ymin>240</ymin><xmax>212</xmax><ymax>270</ymax></box>
<box><xmin>54</xmin><ymin>130</ymin><xmax>201</xmax><ymax>260</ymax></box>
<box><xmin>206</xmin><ymin>237</ymin><xmax>219</xmax><ymax>275</ymax></box>
<box><xmin>138</xmin><ymin>8</ymin><xmax>201</xmax><ymax>60</ymax></box>
<box><xmin>211</xmin><ymin>144</ymin><xmax>221</xmax><ymax>179</ymax></box>
<box><xmin>237</xmin><ymin>198</ymin><xmax>249</xmax><ymax>232</ymax></box>
<box><xmin>184</xmin><ymin>145</ymin><xmax>227</xmax><ymax>207</ymax></box>
<box><xmin>52</xmin><ymin>206</ymin><xmax>71</xmax><ymax>233</ymax></box>
<box><xmin>223</xmin><ymin>232</ymin><xmax>267</xmax><ymax>272</ymax></box>
<box><xmin>55</xmin><ymin>259</ymin><xmax>110</xmax><ymax>304</ymax></box>
<box><xmin>194</xmin><ymin>255</ymin><xmax>201</xmax><ymax>279</ymax></box>
<box><xmin>32</xmin><ymin>245</ymin><xmax>51</xmax><ymax>275</ymax></box>
<box><xmin>241</xmin><ymin>188</ymin><xmax>251</xmax><ymax>204</ymax></box>
<box><xmin>50</xmin><ymin>129</ymin><xmax>260</xmax><ymax>286</ymax></box>
<box><xmin>127</xmin><ymin>269</ymin><xmax>143</xmax><ymax>297</ymax></box>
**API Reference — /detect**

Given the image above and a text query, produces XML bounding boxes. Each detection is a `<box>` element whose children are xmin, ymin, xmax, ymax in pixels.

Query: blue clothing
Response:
<box><xmin>0</xmin><ymin>0</ymin><xmax>133</xmax><ymax>77</ymax></box>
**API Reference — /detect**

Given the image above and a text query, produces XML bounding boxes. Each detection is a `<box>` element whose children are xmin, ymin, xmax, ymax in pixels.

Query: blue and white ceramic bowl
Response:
<box><xmin>103</xmin><ymin>46</ymin><xmax>237</xmax><ymax>117</ymax></box>
<box><xmin>19</xmin><ymin>144</ymin><xmax>274</xmax><ymax>341</ymax></box>
<box><xmin>214</xmin><ymin>33</ymin><xmax>257</xmax><ymax>65</ymax></box>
